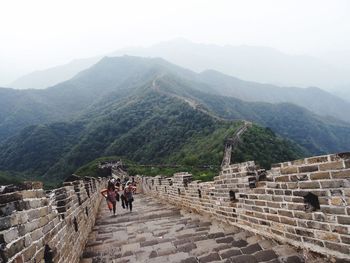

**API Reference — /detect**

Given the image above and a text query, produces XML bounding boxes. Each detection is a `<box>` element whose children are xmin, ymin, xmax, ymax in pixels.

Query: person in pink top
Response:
<box><xmin>101</xmin><ymin>180</ymin><xmax>119</xmax><ymax>215</ymax></box>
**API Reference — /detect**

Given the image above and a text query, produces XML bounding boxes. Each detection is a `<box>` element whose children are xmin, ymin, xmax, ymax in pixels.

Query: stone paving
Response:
<box><xmin>80</xmin><ymin>195</ymin><xmax>307</xmax><ymax>263</ymax></box>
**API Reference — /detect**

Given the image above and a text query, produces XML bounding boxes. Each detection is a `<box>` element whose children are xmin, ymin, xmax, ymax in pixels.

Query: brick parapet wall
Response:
<box><xmin>141</xmin><ymin>153</ymin><xmax>350</xmax><ymax>260</ymax></box>
<box><xmin>0</xmin><ymin>177</ymin><xmax>107</xmax><ymax>263</ymax></box>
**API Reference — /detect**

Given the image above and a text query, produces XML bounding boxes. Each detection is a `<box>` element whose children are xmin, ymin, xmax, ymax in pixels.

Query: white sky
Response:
<box><xmin>0</xmin><ymin>0</ymin><xmax>349</xmax><ymax>84</ymax></box>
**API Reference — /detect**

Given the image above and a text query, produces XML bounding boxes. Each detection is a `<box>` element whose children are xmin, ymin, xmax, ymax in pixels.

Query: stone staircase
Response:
<box><xmin>80</xmin><ymin>195</ymin><xmax>306</xmax><ymax>263</ymax></box>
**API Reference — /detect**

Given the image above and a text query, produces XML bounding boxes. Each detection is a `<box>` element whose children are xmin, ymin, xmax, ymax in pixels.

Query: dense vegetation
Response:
<box><xmin>232</xmin><ymin>126</ymin><xmax>305</xmax><ymax>169</ymax></box>
<box><xmin>0</xmin><ymin>90</ymin><xmax>305</xmax><ymax>185</ymax></box>
<box><xmin>1</xmin><ymin>56</ymin><xmax>349</xmax><ymax>185</ymax></box>
<box><xmin>74</xmin><ymin>124</ymin><xmax>305</xmax><ymax>182</ymax></box>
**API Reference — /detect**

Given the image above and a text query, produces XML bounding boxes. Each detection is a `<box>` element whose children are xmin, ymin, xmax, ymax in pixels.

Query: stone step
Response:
<box><xmin>80</xmin><ymin>195</ymin><xmax>305</xmax><ymax>263</ymax></box>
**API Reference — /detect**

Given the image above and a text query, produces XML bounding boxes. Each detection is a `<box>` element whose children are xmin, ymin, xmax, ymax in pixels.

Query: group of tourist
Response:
<box><xmin>100</xmin><ymin>177</ymin><xmax>137</xmax><ymax>216</ymax></box>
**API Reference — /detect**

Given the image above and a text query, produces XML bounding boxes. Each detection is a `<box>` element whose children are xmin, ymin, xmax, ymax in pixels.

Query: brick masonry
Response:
<box><xmin>0</xmin><ymin>177</ymin><xmax>107</xmax><ymax>263</ymax></box>
<box><xmin>141</xmin><ymin>152</ymin><xmax>350</xmax><ymax>260</ymax></box>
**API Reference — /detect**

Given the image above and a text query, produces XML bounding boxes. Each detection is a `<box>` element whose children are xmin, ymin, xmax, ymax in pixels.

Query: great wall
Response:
<box><xmin>142</xmin><ymin>152</ymin><xmax>350</xmax><ymax>262</ymax></box>
<box><xmin>0</xmin><ymin>126</ymin><xmax>350</xmax><ymax>262</ymax></box>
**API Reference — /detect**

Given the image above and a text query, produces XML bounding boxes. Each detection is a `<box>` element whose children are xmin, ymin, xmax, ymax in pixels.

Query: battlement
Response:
<box><xmin>142</xmin><ymin>152</ymin><xmax>350</xmax><ymax>260</ymax></box>
<box><xmin>0</xmin><ymin>177</ymin><xmax>107</xmax><ymax>263</ymax></box>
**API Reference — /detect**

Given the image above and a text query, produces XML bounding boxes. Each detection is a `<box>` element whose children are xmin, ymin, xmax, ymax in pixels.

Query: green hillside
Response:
<box><xmin>1</xmin><ymin>56</ymin><xmax>350</xmax><ymax>186</ymax></box>
<box><xmin>74</xmin><ymin>123</ymin><xmax>305</xmax><ymax>182</ymax></box>
<box><xmin>0</xmin><ymin>89</ymin><xmax>305</xmax><ymax>185</ymax></box>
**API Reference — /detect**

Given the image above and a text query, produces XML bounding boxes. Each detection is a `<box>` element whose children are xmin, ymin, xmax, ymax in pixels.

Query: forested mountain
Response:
<box><xmin>1</xmin><ymin>56</ymin><xmax>350</xmax><ymax>185</ymax></box>
<box><xmin>198</xmin><ymin>70</ymin><xmax>350</xmax><ymax>123</ymax></box>
<box><xmin>9</xmin><ymin>44</ymin><xmax>350</xmax><ymax>123</ymax></box>
<box><xmin>0</xmin><ymin>91</ymin><xmax>304</xmax><ymax>186</ymax></box>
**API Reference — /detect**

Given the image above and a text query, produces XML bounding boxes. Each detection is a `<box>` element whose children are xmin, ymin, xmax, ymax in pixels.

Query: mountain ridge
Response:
<box><xmin>10</xmin><ymin>39</ymin><xmax>350</xmax><ymax>93</ymax></box>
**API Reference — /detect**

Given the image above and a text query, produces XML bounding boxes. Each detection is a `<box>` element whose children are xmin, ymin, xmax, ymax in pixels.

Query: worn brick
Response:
<box><xmin>325</xmin><ymin>241</ymin><xmax>349</xmax><ymax>254</ymax></box>
<box><xmin>198</xmin><ymin>252</ymin><xmax>220</xmax><ymax>263</ymax></box>
<box><xmin>307</xmin><ymin>221</ymin><xmax>330</xmax><ymax>231</ymax></box>
<box><xmin>295</xmin><ymin>228</ymin><xmax>314</xmax><ymax>237</ymax></box>
<box><xmin>341</xmin><ymin>235</ymin><xmax>350</xmax><ymax>245</ymax></box>
<box><xmin>254</xmin><ymin>249</ymin><xmax>278</xmax><ymax>261</ymax></box>
<box><xmin>220</xmin><ymin>248</ymin><xmax>242</xmax><ymax>259</ymax></box>
<box><xmin>318</xmin><ymin>197</ymin><xmax>329</xmax><ymax>205</ymax></box>
<box><xmin>216</xmin><ymin>236</ymin><xmax>234</xmax><ymax>243</ymax></box>
<box><xmin>286</xmin><ymin>182</ymin><xmax>298</xmax><ymax>189</ymax></box>
<box><xmin>266</xmin><ymin>214</ymin><xmax>280</xmax><ymax>223</ymax></box>
<box><xmin>298</xmin><ymin>181</ymin><xmax>320</xmax><ymax>189</ymax></box>
<box><xmin>23</xmin><ymin>244</ymin><xmax>36</xmax><ymax>261</ymax></box>
<box><xmin>330</xmin><ymin>197</ymin><xmax>345</xmax><ymax>206</ymax></box>
<box><xmin>241</xmin><ymin>243</ymin><xmax>262</xmax><ymax>254</ymax></box>
<box><xmin>330</xmin><ymin>225</ymin><xmax>349</xmax><ymax>235</ymax></box>
<box><xmin>307</xmin><ymin>156</ymin><xmax>329</xmax><ymax>164</ymax></box>
<box><xmin>267</xmin><ymin>202</ymin><xmax>281</xmax><ymax>209</ymax></box>
<box><xmin>281</xmin><ymin>166</ymin><xmax>298</xmax><ymax>175</ymax></box>
<box><xmin>231</xmin><ymin>239</ymin><xmax>248</xmax><ymax>248</ymax></box>
<box><xmin>278</xmin><ymin>210</ymin><xmax>293</xmax><ymax>218</ymax></box>
<box><xmin>332</xmin><ymin>170</ymin><xmax>350</xmax><ymax>179</ymax></box>
<box><xmin>231</xmin><ymin>254</ymin><xmax>258</xmax><ymax>263</ymax></box>
<box><xmin>285</xmin><ymin>233</ymin><xmax>302</xmax><ymax>242</ymax></box>
<box><xmin>310</xmin><ymin>172</ymin><xmax>330</xmax><ymax>180</ymax></box>
<box><xmin>290</xmin><ymin>174</ymin><xmax>308</xmax><ymax>182</ymax></box>
<box><xmin>0</xmin><ymin>228</ymin><xmax>19</xmax><ymax>244</ymax></box>
<box><xmin>338</xmin><ymin>216</ymin><xmax>350</xmax><ymax>225</ymax></box>
<box><xmin>287</xmin><ymin>203</ymin><xmax>305</xmax><ymax>211</ymax></box>
<box><xmin>4</xmin><ymin>237</ymin><xmax>25</xmax><ymax>259</ymax></box>
<box><xmin>271</xmin><ymin>229</ymin><xmax>284</xmax><ymax>236</ymax></box>
<box><xmin>0</xmin><ymin>193</ymin><xmax>23</xmax><ymax>205</ymax></box>
<box><xmin>302</xmin><ymin>236</ymin><xmax>324</xmax><ymax>247</ymax></box>
<box><xmin>294</xmin><ymin>211</ymin><xmax>313</xmax><ymax>220</ymax></box>
<box><xmin>320</xmin><ymin>180</ymin><xmax>347</xmax><ymax>188</ymax></box>
<box><xmin>315</xmin><ymin>231</ymin><xmax>339</xmax><ymax>242</ymax></box>
<box><xmin>319</xmin><ymin>161</ymin><xmax>344</xmax><ymax>171</ymax></box>
<box><xmin>0</xmin><ymin>216</ymin><xmax>12</xmax><ymax>231</ymax></box>
<box><xmin>321</xmin><ymin>206</ymin><xmax>346</xmax><ymax>215</ymax></box>
<box><xmin>298</xmin><ymin>165</ymin><xmax>319</xmax><ymax>173</ymax></box>
<box><xmin>275</xmin><ymin>175</ymin><xmax>290</xmax><ymax>182</ymax></box>
<box><xmin>280</xmin><ymin>217</ymin><xmax>297</xmax><ymax>226</ymax></box>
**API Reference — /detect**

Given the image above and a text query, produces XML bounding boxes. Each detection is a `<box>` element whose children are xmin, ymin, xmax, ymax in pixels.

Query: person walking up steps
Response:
<box><xmin>120</xmin><ymin>183</ymin><xmax>128</xmax><ymax>210</ymax></box>
<box><xmin>124</xmin><ymin>182</ymin><xmax>136</xmax><ymax>212</ymax></box>
<box><xmin>101</xmin><ymin>180</ymin><xmax>119</xmax><ymax>216</ymax></box>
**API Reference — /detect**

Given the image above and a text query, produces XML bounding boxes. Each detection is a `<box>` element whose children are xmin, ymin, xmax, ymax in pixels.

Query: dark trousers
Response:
<box><xmin>127</xmin><ymin>200</ymin><xmax>133</xmax><ymax>211</ymax></box>
<box><xmin>121</xmin><ymin>195</ymin><xmax>128</xmax><ymax>209</ymax></box>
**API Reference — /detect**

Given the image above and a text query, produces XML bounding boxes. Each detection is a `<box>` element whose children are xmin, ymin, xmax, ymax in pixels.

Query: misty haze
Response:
<box><xmin>1</xmin><ymin>1</ymin><xmax>350</xmax><ymax>262</ymax></box>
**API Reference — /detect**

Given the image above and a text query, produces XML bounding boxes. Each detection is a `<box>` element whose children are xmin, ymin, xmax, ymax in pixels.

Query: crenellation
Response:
<box><xmin>142</xmin><ymin>152</ymin><xmax>350</xmax><ymax>259</ymax></box>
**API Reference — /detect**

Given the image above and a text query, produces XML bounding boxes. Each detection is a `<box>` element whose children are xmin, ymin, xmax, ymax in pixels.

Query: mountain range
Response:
<box><xmin>1</xmin><ymin>56</ymin><xmax>350</xmax><ymax>186</ymax></box>
<box><xmin>10</xmin><ymin>39</ymin><xmax>350</xmax><ymax>102</ymax></box>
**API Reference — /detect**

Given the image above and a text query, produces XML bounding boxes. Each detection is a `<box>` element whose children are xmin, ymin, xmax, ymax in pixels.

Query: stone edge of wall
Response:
<box><xmin>141</xmin><ymin>152</ymin><xmax>350</xmax><ymax>260</ymax></box>
<box><xmin>0</xmin><ymin>177</ymin><xmax>108</xmax><ymax>263</ymax></box>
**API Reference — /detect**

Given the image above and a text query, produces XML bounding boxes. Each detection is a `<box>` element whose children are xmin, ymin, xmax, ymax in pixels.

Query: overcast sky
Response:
<box><xmin>0</xmin><ymin>0</ymin><xmax>349</xmax><ymax>85</ymax></box>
